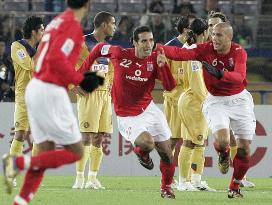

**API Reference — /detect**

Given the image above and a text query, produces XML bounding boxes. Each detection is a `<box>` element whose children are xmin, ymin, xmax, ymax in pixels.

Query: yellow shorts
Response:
<box><xmin>178</xmin><ymin>94</ymin><xmax>208</xmax><ymax>145</ymax></box>
<box><xmin>14</xmin><ymin>102</ymin><xmax>29</xmax><ymax>131</ymax></box>
<box><xmin>163</xmin><ymin>98</ymin><xmax>182</xmax><ymax>139</ymax></box>
<box><xmin>77</xmin><ymin>90</ymin><xmax>113</xmax><ymax>133</ymax></box>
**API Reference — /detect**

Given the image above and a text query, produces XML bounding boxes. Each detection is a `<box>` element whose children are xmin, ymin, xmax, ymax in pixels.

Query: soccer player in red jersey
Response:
<box><xmin>2</xmin><ymin>1</ymin><xmax>104</xmax><ymax>204</ymax></box>
<box><xmin>159</xmin><ymin>22</ymin><xmax>256</xmax><ymax>198</ymax></box>
<box><xmin>79</xmin><ymin>26</ymin><xmax>177</xmax><ymax>199</ymax></box>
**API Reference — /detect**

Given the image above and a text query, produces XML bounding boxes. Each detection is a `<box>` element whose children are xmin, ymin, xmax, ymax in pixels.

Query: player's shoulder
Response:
<box><xmin>231</xmin><ymin>42</ymin><xmax>246</xmax><ymax>52</ymax></box>
<box><xmin>11</xmin><ymin>41</ymin><xmax>28</xmax><ymax>60</ymax></box>
<box><xmin>165</xmin><ymin>38</ymin><xmax>183</xmax><ymax>47</ymax></box>
<box><xmin>11</xmin><ymin>41</ymin><xmax>23</xmax><ymax>49</ymax></box>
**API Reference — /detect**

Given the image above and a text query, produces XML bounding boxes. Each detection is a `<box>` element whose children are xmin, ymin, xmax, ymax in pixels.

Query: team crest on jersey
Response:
<box><xmin>147</xmin><ymin>62</ymin><xmax>153</xmax><ymax>71</ymax></box>
<box><xmin>83</xmin><ymin>122</ymin><xmax>89</xmax><ymax>128</ymax></box>
<box><xmin>16</xmin><ymin>49</ymin><xmax>26</xmax><ymax>60</ymax></box>
<box><xmin>178</xmin><ymin>68</ymin><xmax>184</xmax><ymax>75</ymax></box>
<box><xmin>191</xmin><ymin>61</ymin><xmax>200</xmax><ymax>72</ymax></box>
<box><xmin>15</xmin><ymin>122</ymin><xmax>20</xmax><ymax>127</ymax></box>
<box><xmin>197</xmin><ymin>135</ymin><xmax>203</xmax><ymax>141</ymax></box>
<box><xmin>228</xmin><ymin>58</ymin><xmax>234</xmax><ymax>67</ymax></box>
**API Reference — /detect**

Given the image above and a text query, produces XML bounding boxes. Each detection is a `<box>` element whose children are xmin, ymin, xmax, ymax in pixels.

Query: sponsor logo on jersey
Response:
<box><xmin>125</xmin><ymin>75</ymin><xmax>148</xmax><ymax>82</ymax></box>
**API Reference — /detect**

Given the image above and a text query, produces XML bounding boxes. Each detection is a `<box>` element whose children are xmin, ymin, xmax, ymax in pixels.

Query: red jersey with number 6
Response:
<box><xmin>161</xmin><ymin>42</ymin><xmax>247</xmax><ymax>96</ymax></box>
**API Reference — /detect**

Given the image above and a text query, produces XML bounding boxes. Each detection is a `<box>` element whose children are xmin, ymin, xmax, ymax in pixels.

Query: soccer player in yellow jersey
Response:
<box><xmin>175</xmin><ymin>18</ymin><xmax>216</xmax><ymax>191</ymax></box>
<box><xmin>72</xmin><ymin>12</ymin><xmax>116</xmax><ymax>189</ymax></box>
<box><xmin>9</xmin><ymin>16</ymin><xmax>44</xmax><ymax>185</ymax></box>
<box><xmin>164</xmin><ymin>16</ymin><xmax>191</xmax><ymax>151</ymax></box>
<box><xmin>207</xmin><ymin>11</ymin><xmax>255</xmax><ymax>188</ymax></box>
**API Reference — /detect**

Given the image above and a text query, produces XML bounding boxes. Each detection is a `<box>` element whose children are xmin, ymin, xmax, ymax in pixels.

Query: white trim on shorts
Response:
<box><xmin>25</xmin><ymin>78</ymin><xmax>82</xmax><ymax>145</ymax></box>
<box><xmin>117</xmin><ymin>101</ymin><xmax>172</xmax><ymax>145</ymax></box>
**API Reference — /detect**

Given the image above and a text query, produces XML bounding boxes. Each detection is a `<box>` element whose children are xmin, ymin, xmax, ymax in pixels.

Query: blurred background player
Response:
<box><xmin>78</xmin><ymin>26</ymin><xmax>177</xmax><ymax>199</ymax></box>
<box><xmin>2</xmin><ymin>1</ymin><xmax>104</xmax><ymax>204</ymax></box>
<box><xmin>72</xmin><ymin>11</ymin><xmax>116</xmax><ymax>190</ymax></box>
<box><xmin>176</xmin><ymin>18</ymin><xmax>215</xmax><ymax>192</ymax></box>
<box><xmin>9</xmin><ymin>15</ymin><xmax>44</xmax><ymax>186</ymax></box>
<box><xmin>160</xmin><ymin>22</ymin><xmax>256</xmax><ymax>198</ymax></box>
<box><xmin>208</xmin><ymin>11</ymin><xmax>255</xmax><ymax>188</ymax></box>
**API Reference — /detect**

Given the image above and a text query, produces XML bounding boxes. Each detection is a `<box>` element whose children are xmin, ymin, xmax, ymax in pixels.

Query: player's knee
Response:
<box><xmin>135</xmin><ymin>131</ymin><xmax>155</xmax><ymax>153</ymax></box>
<box><xmin>14</xmin><ymin>131</ymin><xmax>25</xmax><ymax>141</ymax></box>
<box><xmin>183</xmin><ymin>140</ymin><xmax>195</xmax><ymax>149</ymax></box>
<box><xmin>237</xmin><ymin>147</ymin><xmax>250</xmax><ymax>158</ymax></box>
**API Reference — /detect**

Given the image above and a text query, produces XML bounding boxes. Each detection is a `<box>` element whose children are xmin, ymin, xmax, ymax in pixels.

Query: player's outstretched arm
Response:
<box><xmin>156</xmin><ymin>49</ymin><xmax>176</xmax><ymax>91</ymax></box>
<box><xmin>156</xmin><ymin>43</ymin><xmax>200</xmax><ymax>62</ymax></box>
<box><xmin>202</xmin><ymin>61</ymin><xmax>224</xmax><ymax>79</ymax></box>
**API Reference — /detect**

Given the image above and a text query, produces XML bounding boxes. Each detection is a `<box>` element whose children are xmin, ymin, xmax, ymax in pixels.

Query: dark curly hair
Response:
<box><xmin>23</xmin><ymin>16</ymin><xmax>43</xmax><ymax>39</ymax></box>
<box><xmin>186</xmin><ymin>18</ymin><xmax>208</xmax><ymax>45</ymax></box>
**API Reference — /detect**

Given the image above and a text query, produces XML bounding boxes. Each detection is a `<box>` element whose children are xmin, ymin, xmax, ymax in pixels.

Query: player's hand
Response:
<box><xmin>157</xmin><ymin>48</ymin><xmax>167</xmax><ymax>67</ymax></box>
<box><xmin>79</xmin><ymin>71</ymin><xmax>105</xmax><ymax>93</ymax></box>
<box><xmin>202</xmin><ymin>61</ymin><xmax>224</xmax><ymax>79</ymax></box>
<box><xmin>71</xmin><ymin>86</ymin><xmax>87</xmax><ymax>97</ymax></box>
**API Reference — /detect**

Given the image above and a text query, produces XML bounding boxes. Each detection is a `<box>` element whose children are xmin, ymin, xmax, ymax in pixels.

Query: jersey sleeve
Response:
<box><xmin>75</xmin><ymin>43</ymin><xmax>89</xmax><ymax>70</ymax></box>
<box><xmin>11</xmin><ymin>43</ymin><xmax>32</xmax><ymax>71</ymax></box>
<box><xmin>158</xmin><ymin>43</ymin><xmax>202</xmax><ymax>62</ymax></box>
<box><xmin>156</xmin><ymin>60</ymin><xmax>177</xmax><ymax>91</ymax></box>
<box><xmin>188</xmin><ymin>61</ymin><xmax>207</xmax><ymax>102</ymax></box>
<box><xmin>78</xmin><ymin>43</ymin><xmax>121</xmax><ymax>74</ymax></box>
<box><xmin>220</xmin><ymin>48</ymin><xmax>247</xmax><ymax>84</ymax></box>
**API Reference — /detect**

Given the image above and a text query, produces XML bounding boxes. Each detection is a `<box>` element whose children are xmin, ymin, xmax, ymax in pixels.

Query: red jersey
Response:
<box><xmin>79</xmin><ymin>43</ymin><xmax>176</xmax><ymax>116</ymax></box>
<box><xmin>34</xmin><ymin>9</ymin><xmax>84</xmax><ymax>88</ymax></box>
<box><xmin>161</xmin><ymin>42</ymin><xmax>247</xmax><ymax>96</ymax></box>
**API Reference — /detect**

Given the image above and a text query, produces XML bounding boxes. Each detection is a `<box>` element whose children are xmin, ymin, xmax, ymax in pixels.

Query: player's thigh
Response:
<box><xmin>165</xmin><ymin>98</ymin><xmax>181</xmax><ymax>139</ymax></box>
<box><xmin>14</xmin><ymin>102</ymin><xmax>29</xmax><ymax>131</ymax></box>
<box><xmin>98</xmin><ymin>94</ymin><xmax>113</xmax><ymax>133</ymax></box>
<box><xmin>230</xmin><ymin>91</ymin><xmax>256</xmax><ymax>140</ymax></box>
<box><xmin>26</xmin><ymin>79</ymin><xmax>81</xmax><ymax>145</ymax></box>
<box><xmin>77</xmin><ymin>92</ymin><xmax>103</xmax><ymax>132</ymax></box>
<box><xmin>202</xmin><ymin>97</ymin><xmax>230</xmax><ymax>134</ymax></box>
<box><xmin>180</xmin><ymin>100</ymin><xmax>208</xmax><ymax>145</ymax></box>
<box><xmin>147</xmin><ymin>102</ymin><xmax>172</xmax><ymax>142</ymax></box>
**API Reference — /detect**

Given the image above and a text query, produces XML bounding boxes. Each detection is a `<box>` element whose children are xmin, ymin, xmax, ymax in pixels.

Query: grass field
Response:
<box><xmin>1</xmin><ymin>176</ymin><xmax>272</xmax><ymax>205</ymax></box>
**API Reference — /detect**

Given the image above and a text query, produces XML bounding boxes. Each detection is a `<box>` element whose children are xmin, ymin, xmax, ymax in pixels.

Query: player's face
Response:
<box><xmin>211</xmin><ymin>26</ymin><xmax>230</xmax><ymax>53</ymax></box>
<box><xmin>134</xmin><ymin>32</ymin><xmax>154</xmax><ymax>59</ymax></box>
<box><xmin>208</xmin><ymin>17</ymin><xmax>223</xmax><ymax>38</ymax></box>
<box><xmin>104</xmin><ymin>17</ymin><xmax>116</xmax><ymax>37</ymax></box>
<box><xmin>33</xmin><ymin>24</ymin><xmax>44</xmax><ymax>43</ymax></box>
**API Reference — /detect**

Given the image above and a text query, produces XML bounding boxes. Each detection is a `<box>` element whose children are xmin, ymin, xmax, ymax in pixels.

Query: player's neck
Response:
<box><xmin>72</xmin><ymin>8</ymin><xmax>85</xmax><ymax>22</ymax></box>
<box><xmin>92</xmin><ymin>30</ymin><xmax>106</xmax><ymax>42</ymax></box>
<box><xmin>217</xmin><ymin>43</ymin><xmax>231</xmax><ymax>55</ymax></box>
<box><xmin>24</xmin><ymin>38</ymin><xmax>36</xmax><ymax>48</ymax></box>
<box><xmin>177</xmin><ymin>33</ymin><xmax>186</xmax><ymax>44</ymax></box>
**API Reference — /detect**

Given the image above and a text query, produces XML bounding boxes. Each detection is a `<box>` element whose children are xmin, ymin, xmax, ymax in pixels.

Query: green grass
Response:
<box><xmin>1</xmin><ymin>176</ymin><xmax>272</xmax><ymax>205</ymax></box>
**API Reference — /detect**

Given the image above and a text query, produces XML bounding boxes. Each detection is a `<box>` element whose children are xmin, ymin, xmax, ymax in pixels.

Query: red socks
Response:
<box><xmin>229</xmin><ymin>154</ymin><xmax>250</xmax><ymax>190</ymax></box>
<box><xmin>160</xmin><ymin>160</ymin><xmax>175</xmax><ymax>190</ymax></box>
<box><xmin>133</xmin><ymin>146</ymin><xmax>149</xmax><ymax>159</ymax></box>
<box><xmin>16</xmin><ymin>149</ymin><xmax>81</xmax><ymax>170</ymax></box>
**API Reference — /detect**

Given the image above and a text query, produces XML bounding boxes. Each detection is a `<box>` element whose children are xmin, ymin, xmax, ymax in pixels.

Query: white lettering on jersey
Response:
<box><xmin>16</xmin><ymin>49</ymin><xmax>26</xmax><ymax>60</ymax></box>
<box><xmin>91</xmin><ymin>64</ymin><xmax>109</xmax><ymax>73</ymax></box>
<box><xmin>191</xmin><ymin>61</ymin><xmax>200</xmax><ymax>72</ymax></box>
<box><xmin>125</xmin><ymin>75</ymin><xmax>148</xmax><ymax>82</ymax></box>
<box><xmin>136</xmin><ymin>62</ymin><xmax>142</xmax><ymax>68</ymax></box>
<box><xmin>101</xmin><ymin>45</ymin><xmax>111</xmax><ymax>55</ymax></box>
<box><xmin>120</xmin><ymin>59</ymin><xmax>132</xmax><ymax>68</ymax></box>
<box><xmin>135</xmin><ymin>70</ymin><xmax>141</xmax><ymax>76</ymax></box>
<box><xmin>61</xmin><ymin>38</ymin><xmax>74</xmax><ymax>56</ymax></box>
<box><xmin>45</xmin><ymin>18</ymin><xmax>63</xmax><ymax>32</ymax></box>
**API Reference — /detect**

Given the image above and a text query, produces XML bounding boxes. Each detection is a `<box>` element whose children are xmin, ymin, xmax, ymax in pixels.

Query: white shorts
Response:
<box><xmin>25</xmin><ymin>78</ymin><xmax>82</xmax><ymax>145</ymax></box>
<box><xmin>202</xmin><ymin>89</ymin><xmax>256</xmax><ymax>140</ymax></box>
<box><xmin>117</xmin><ymin>101</ymin><xmax>172</xmax><ymax>145</ymax></box>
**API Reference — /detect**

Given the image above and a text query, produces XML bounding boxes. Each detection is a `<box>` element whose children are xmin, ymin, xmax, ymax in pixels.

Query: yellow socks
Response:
<box><xmin>230</xmin><ymin>145</ymin><xmax>238</xmax><ymax>161</ymax></box>
<box><xmin>10</xmin><ymin>139</ymin><xmax>23</xmax><ymax>156</ymax></box>
<box><xmin>191</xmin><ymin>146</ymin><xmax>205</xmax><ymax>175</ymax></box>
<box><xmin>76</xmin><ymin>146</ymin><xmax>90</xmax><ymax>176</ymax></box>
<box><xmin>178</xmin><ymin>145</ymin><xmax>194</xmax><ymax>181</ymax></box>
<box><xmin>88</xmin><ymin>145</ymin><xmax>103</xmax><ymax>181</ymax></box>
